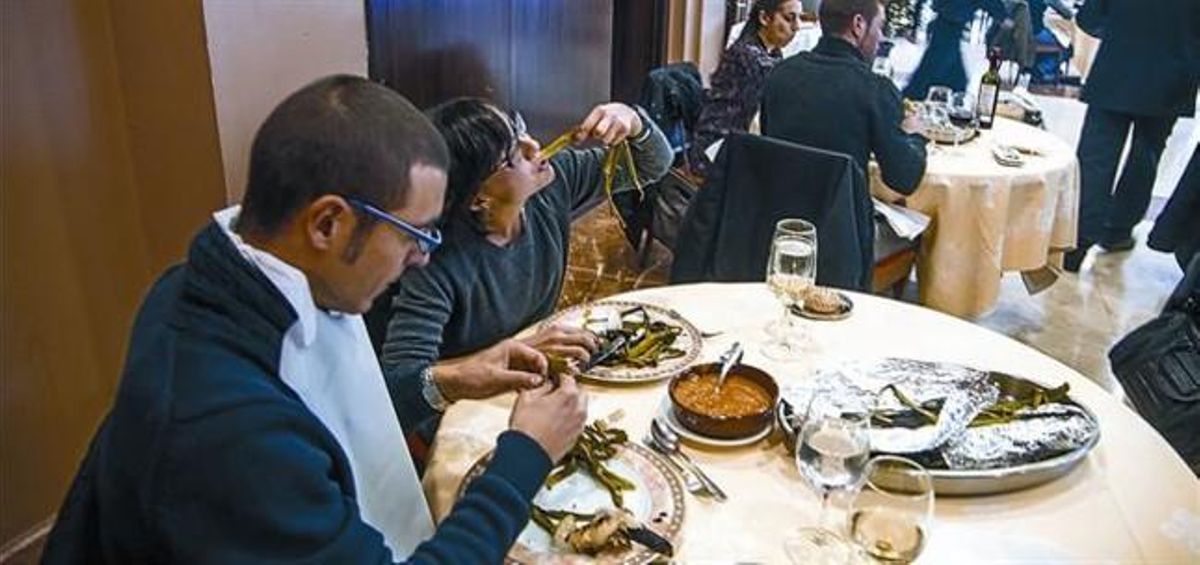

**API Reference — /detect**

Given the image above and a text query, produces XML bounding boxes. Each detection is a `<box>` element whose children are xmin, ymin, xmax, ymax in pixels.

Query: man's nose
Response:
<box><xmin>520</xmin><ymin>136</ymin><xmax>541</xmax><ymax>157</ymax></box>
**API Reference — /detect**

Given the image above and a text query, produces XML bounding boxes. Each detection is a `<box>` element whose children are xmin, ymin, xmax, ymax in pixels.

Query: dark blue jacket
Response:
<box><xmin>43</xmin><ymin>221</ymin><xmax>550</xmax><ymax>564</ymax></box>
<box><xmin>1078</xmin><ymin>0</ymin><xmax>1200</xmax><ymax>118</ymax></box>
<box><xmin>933</xmin><ymin>0</ymin><xmax>1008</xmax><ymax>25</ymax></box>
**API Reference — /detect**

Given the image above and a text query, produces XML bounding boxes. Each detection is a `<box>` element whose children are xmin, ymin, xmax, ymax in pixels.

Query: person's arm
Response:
<box><xmin>555</xmin><ymin>105</ymin><xmax>673</xmax><ymax>215</ymax></box>
<box><xmin>871</xmin><ymin>78</ymin><xmax>928</xmax><ymax>195</ymax></box>
<box><xmin>378</xmin><ymin>265</ymin><xmax>455</xmax><ymax>431</ymax></box>
<box><xmin>161</xmin><ymin>402</ymin><xmax>551</xmax><ymax>564</ymax></box>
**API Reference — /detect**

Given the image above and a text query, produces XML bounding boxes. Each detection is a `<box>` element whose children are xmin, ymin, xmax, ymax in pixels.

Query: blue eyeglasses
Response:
<box><xmin>342</xmin><ymin>195</ymin><xmax>442</xmax><ymax>255</ymax></box>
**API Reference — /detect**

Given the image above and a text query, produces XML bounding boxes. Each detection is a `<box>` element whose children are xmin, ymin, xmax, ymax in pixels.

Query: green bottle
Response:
<box><xmin>977</xmin><ymin>48</ymin><xmax>1002</xmax><ymax>130</ymax></box>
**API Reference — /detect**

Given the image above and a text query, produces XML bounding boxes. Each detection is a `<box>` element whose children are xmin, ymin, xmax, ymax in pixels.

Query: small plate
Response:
<box><xmin>790</xmin><ymin>292</ymin><xmax>853</xmax><ymax>321</ymax></box>
<box><xmin>543</xmin><ymin>301</ymin><xmax>703</xmax><ymax>384</ymax></box>
<box><xmin>923</xmin><ymin>124</ymin><xmax>979</xmax><ymax>145</ymax></box>
<box><xmin>992</xmin><ymin>145</ymin><xmax>1025</xmax><ymax>167</ymax></box>
<box><xmin>657</xmin><ymin>397</ymin><xmax>773</xmax><ymax>448</ymax></box>
<box><xmin>458</xmin><ymin>442</ymin><xmax>685</xmax><ymax>564</ymax></box>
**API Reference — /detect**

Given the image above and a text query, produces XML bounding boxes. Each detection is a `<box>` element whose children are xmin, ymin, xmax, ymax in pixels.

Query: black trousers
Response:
<box><xmin>903</xmin><ymin>17</ymin><xmax>968</xmax><ymax>100</ymax></box>
<box><xmin>1076</xmin><ymin>106</ymin><xmax>1177</xmax><ymax>246</ymax></box>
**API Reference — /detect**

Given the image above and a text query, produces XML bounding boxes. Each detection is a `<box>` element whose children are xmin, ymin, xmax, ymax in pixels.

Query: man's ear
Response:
<box><xmin>304</xmin><ymin>194</ymin><xmax>354</xmax><ymax>251</ymax></box>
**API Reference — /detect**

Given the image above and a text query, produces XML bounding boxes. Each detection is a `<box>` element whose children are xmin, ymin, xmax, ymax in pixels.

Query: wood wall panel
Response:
<box><xmin>367</xmin><ymin>0</ymin><xmax>612</xmax><ymax>142</ymax></box>
<box><xmin>0</xmin><ymin>0</ymin><xmax>225</xmax><ymax>552</ymax></box>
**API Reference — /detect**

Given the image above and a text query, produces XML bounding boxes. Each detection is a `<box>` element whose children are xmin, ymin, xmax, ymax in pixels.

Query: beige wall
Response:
<box><xmin>666</xmin><ymin>0</ymin><xmax>728</xmax><ymax>86</ymax></box>
<box><xmin>203</xmin><ymin>0</ymin><xmax>368</xmax><ymax>203</ymax></box>
<box><xmin>1</xmin><ymin>0</ymin><xmax>225</xmax><ymax>552</ymax></box>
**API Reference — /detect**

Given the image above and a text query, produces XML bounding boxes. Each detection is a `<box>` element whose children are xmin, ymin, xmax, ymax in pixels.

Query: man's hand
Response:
<box><xmin>901</xmin><ymin>112</ymin><xmax>924</xmax><ymax>135</ymax></box>
<box><xmin>576</xmin><ymin>103</ymin><xmax>644</xmax><ymax>146</ymax></box>
<box><xmin>433</xmin><ymin>339</ymin><xmax>548</xmax><ymax>402</ymax></box>
<box><xmin>509</xmin><ymin>373</ymin><xmax>588</xmax><ymax>462</ymax></box>
<box><xmin>520</xmin><ymin>324</ymin><xmax>600</xmax><ymax>365</ymax></box>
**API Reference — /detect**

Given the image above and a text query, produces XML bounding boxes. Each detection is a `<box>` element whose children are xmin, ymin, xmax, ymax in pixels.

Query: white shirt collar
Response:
<box><xmin>213</xmin><ymin>206</ymin><xmax>318</xmax><ymax>347</ymax></box>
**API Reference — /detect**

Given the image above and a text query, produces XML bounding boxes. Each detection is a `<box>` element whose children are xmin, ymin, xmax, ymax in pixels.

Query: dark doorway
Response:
<box><xmin>366</xmin><ymin>0</ymin><xmax>666</xmax><ymax>141</ymax></box>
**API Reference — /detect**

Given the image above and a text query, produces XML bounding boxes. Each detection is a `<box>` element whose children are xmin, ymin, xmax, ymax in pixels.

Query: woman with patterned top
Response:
<box><xmin>687</xmin><ymin>0</ymin><xmax>802</xmax><ymax>177</ymax></box>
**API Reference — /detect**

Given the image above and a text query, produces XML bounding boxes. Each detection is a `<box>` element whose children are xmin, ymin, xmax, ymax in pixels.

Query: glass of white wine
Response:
<box><xmin>785</xmin><ymin>392</ymin><xmax>871</xmax><ymax>564</ymax></box>
<box><xmin>763</xmin><ymin>218</ymin><xmax>817</xmax><ymax>361</ymax></box>
<box><xmin>849</xmin><ymin>456</ymin><xmax>934</xmax><ymax>564</ymax></box>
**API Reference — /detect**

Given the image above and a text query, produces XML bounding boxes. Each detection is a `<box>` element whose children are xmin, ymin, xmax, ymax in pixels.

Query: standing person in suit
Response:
<box><xmin>1065</xmin><ymin>0</ymin><xmax>1200</xmax><ymax>272</ymax></box>
<box><xmin>903</xmin><ymin>0</ymin><xmax>1012</xmax><ymax>100</ymax></box>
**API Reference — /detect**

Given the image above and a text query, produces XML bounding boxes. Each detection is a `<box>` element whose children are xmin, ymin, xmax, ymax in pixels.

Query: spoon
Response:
<box><xmin>715</xmin><ymin>341</ymin><xmax>744</xmax><ymax>391</ymax></box>
<box><xmin>650</xmin><ymin>419</ymin><xmax>727</xmax><ymax>502</ymax></box>
<box><xmin>642</xmin><ymin>435</ymin><xmax>705</xmax><ymax>495</ymax></box>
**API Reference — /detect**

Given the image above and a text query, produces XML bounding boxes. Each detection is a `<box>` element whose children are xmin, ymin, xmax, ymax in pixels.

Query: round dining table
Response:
<box><xmin>422</xmin><ymin>283</ymin><xmax>1198</xmax><ymax>563</ymax></box>
<box><xmin>871</xmin><ymin>117</ymin><xmax>1080</xmax><ymax>319</ymax></box>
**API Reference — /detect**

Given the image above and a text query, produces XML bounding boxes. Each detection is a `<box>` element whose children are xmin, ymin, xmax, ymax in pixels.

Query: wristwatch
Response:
<box><xmin>420</xmin><ymin>366</ymin><xmax>450</xmax><ymax>412</ymax></box>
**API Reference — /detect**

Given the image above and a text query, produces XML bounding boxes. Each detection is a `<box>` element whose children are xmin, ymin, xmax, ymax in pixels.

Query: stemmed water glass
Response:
<box><xmin>785</xmin><ymin>392</ymin><xmax>872</xmax><ymax>564</ymax></box>
<box><xmin>763</xmin><ymin>218</ymin><xmax>817</xmax><ymax>361</ymax></box>
<box><xmin>848</xmin><ymin>456</ymin><xmax>935</xmax><ymax>563</ymax></box>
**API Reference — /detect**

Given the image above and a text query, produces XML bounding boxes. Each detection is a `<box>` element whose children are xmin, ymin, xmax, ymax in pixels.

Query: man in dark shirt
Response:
<box><xmin>763</xmin><ymin>0</ymin><xmax>928</xmax><ymax>197</ymax></box>
<box><xmin>1065</xmin><ymin>0</ymin><xmax>1199</xmax><ymax>271</ymax></box>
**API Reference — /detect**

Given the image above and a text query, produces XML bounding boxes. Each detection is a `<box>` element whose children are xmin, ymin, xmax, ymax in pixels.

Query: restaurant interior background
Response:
<box><xmin>1</xmin><ymin>0</ymin><xmax>1195</xmax><ymax>561</ymax></box>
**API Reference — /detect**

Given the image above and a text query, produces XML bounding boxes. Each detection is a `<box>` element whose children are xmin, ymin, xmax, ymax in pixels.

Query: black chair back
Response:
<box><xmin>669</xmin><ymin>133</ymin><xmax>874</xmax><ymax>290</ymax></box>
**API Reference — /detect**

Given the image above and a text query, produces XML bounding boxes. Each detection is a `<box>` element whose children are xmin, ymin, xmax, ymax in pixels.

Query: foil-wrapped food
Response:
<box><xmin>780</xmin><ymin>358</ymin><xmax>1099</xmax><ymax>472</ymax></box>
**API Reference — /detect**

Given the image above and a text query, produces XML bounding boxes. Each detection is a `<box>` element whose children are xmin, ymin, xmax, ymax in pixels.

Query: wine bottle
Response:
<box><xmin>977</xmin><ymin>48</ymin><xmax>1002</xmax><ymax>130</ymax></box>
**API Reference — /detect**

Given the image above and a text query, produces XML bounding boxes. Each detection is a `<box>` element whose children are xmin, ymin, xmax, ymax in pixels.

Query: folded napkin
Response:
<box><xmin>873</xmin><ymin>198</ymin><xmax>931</xmax><ymax>240</ymax></box>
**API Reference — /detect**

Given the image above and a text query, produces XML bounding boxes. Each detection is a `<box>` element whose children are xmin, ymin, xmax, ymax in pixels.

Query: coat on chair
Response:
<box><xmin>670</xmin><ymin>133</ymin><xmax>874</xmax><ymax>291</ymax></box>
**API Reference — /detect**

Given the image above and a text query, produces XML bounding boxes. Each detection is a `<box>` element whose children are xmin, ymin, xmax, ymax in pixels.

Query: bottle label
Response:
<box><xmin>977</xmin><ymin>84</ymin><xmax>998</xmax><ymax>121</ymax></box>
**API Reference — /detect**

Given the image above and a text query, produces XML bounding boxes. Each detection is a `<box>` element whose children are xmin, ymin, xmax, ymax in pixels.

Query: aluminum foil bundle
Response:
<box><xmin>780</xmin><ymin>358</ymin><xmax>1099</xmax><ymax>470</ymax></box>
<box><xmin>941</xmin><ymin>404</ymin><xmax>1097</xmax><ymax>470</ymax></box>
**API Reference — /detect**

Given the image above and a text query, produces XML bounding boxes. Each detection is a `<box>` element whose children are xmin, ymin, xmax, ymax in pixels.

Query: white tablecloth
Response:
<box><xmin>423</xmin><ymin>283</ymin><xmax>1197</xmax><ymax>563</ymax></box>
<box><xmin>872</xmin><ymin>118</ymin><xmax>1080</xmax><ymax>318</ymax></box>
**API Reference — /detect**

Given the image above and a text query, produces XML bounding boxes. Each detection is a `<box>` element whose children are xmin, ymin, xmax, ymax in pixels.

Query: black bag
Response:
<box><xmin>1109</xmin><ymin>255</ymin><xmax>1200</xmax><ymax>474</ymax></box>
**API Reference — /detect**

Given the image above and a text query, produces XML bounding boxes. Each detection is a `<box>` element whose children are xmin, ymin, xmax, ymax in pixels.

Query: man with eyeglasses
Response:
<box><xmin>43</xmin><ymin>75</ymin><xmax>587</xmax><ymax>563</ymax></box>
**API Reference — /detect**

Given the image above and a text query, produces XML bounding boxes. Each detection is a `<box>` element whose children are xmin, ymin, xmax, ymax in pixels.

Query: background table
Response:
<box><xmin>872</xmin><ymin>117</ymin><xmax>1079</xmax><ymax>318</ymax></box>
<box><xmin>423</xmin><ymin>283</ymin><xmax>1197</xmax><ymax>563</ymax></box>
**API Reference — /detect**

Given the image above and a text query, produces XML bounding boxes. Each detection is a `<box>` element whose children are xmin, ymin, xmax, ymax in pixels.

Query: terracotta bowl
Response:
<box><xmin>668</xmin><ymin>363</ymin><xmax>779</xmax><ymax>439</ymax></box>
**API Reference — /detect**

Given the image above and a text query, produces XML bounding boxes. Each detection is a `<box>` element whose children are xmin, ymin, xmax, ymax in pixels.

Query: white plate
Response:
<box><xmin>657</xmin><ymin>397</ymin><xmax>773</xmax><ymax>448</ymax></box>
<box><xmin>458</xmin><ymin>442</ymin><xmax>685</xmax><ymax>564</ymax></box>
<box><xmin>543</xmin><ymin>301</ymin><xmax>703</xmax><ymax>384</ymax></box>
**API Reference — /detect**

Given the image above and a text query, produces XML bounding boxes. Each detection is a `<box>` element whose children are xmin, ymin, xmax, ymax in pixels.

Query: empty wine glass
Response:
<box><xmin>785</xmin><ymin>392</ymin><xmax>871</xmax><ymax>564</ymax></box>
<box><xmin>763</xmin><ymin>218</ymin><xmax>817</xmax><ymax>361</ymax></box>
<box><xmin>849</xmin><ymin>456</ymin><xmax>934</xmax><ymax>564</ymax></box>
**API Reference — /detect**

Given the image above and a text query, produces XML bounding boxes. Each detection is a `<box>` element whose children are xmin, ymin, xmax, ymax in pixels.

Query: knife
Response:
<box><xmin>625</xmin><ymin>525</ymin><xmax>675</xmax><ymax>557</ymax></box>
<box><xmin>582</xmin><ymin>331</ymin><xmax>635</xmax><ymax>372</ymax></box>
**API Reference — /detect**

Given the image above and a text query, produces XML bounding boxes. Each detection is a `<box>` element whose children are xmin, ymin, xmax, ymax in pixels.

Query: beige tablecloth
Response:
<box><xmin>423</xmin><ymin>283</ymin><xmax>1197</xmax><ymax>563</ymax></box>
<box><xmin>872</xmin><ymin>118</ymin><xmax>1079</xmax><ymax>318</ymax></box>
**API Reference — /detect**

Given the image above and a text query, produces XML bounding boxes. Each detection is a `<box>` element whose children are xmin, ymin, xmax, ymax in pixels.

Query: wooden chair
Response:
<box><xmin>873</xmin><ymin>246</ymin><xmax>918</xmax><ymax>298</ymax></box>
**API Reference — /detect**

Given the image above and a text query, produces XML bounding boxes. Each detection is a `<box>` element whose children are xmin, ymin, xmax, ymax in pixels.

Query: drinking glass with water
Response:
<box><xmin>785</xmin><ymin>392</ymin><xmax>871</xmax><ymax>563</ymax></box>
<box><xmin>763</xmin><ymin>218</ymin><xmax>817</xmax><ymax>361</ymax></box>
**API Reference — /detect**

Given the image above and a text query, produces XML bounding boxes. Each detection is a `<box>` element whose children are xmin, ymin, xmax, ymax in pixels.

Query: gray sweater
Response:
<box><xmin>377</xmin><ymin>121</ymin><xmax>671</xmax><ymax>429</ymax></box>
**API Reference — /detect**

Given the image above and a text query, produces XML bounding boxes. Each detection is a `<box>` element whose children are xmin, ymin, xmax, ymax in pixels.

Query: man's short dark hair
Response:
<box><xmin>238</xmin><ymin>75</ymin><xmax>449</xmax><ymax>237</ymax></box>
<box><xmin>819</xmin><ymin>0</ymin><xmax>884</xmax><ymax>36</ymax></box>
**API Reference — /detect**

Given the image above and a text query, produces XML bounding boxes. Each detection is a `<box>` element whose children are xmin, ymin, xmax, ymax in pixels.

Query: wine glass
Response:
<box><xmin>763</xmin><ymin>218</ymin><xmax>817</xmax><ymax>361</ymax></box>
<box><xmin>785</xmin><ymin>393</ymin><xmax>871</xmax><ymax>564</ymax></box>
<box><xmin>925</xmin><ymin>86</ymin><xmax>952</xmax><ymax>113</ymax></box>
<box><xmin>849</xmin><ymin>456</ymin><xmax>934</xmax><ymax>563</ymax></box>
<box><xmin>947</xmin><ymin>92</ymin><xmax>976</xmax><ymax>146</ymax></box>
